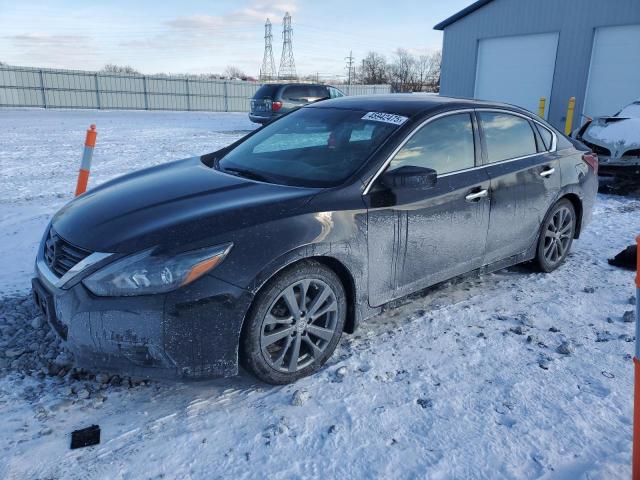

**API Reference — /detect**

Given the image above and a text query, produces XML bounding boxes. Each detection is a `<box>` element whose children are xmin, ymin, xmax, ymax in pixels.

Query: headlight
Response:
<box><xmin>82</xmin><ymin>243</ymin><xmax>232</xmax><ymax>296</ymax></box>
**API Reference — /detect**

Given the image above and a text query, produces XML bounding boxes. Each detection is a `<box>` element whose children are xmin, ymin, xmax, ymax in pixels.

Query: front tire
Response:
<box><xmin>240</xmin><ymin>261</ymin><xmax>346</xmax><ymax>384</ymax></box>
<box><xmin>534</xmin><ymin>199</ymin><xmax>576</xmax><ymax>272</ymax></box>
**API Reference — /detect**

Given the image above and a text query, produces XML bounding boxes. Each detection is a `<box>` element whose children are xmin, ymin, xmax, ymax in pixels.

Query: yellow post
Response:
<box><xmin>538</xmin><ymin>97</ymin><xmax>546</xmax><ymax>118</ymax></box>
<box><xmin>564</xmin><ymin>96</ymin><xmax>576</xmax><ymax>135</ymax></box>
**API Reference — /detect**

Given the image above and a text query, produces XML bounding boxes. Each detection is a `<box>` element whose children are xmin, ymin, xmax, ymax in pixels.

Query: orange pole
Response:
<box><xmin>633</xmin><ymin>235</ymin><xmax>640</xmax><ymax>480</ymax></box>
<box><xmin>75</xmin><ymin>124</ymin><xmax>97</xmax><ymax>196</ymax></box>
<box><xmin>636</xmin><ymin>235</ymin><xmax>640</xmax><ymax>289</ymax></box>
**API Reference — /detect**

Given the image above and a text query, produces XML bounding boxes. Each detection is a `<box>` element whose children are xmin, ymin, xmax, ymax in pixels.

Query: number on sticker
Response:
<box><xmin>361</xmin><ymin>112</ymin><xmax>408</xmax><ymax>125</ymax></box>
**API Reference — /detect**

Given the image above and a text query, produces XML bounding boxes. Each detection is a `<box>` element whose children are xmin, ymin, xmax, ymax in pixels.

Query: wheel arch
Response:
<box><xmin>559</xmin><ymin>192</ymin><xmax>583</xmax><ymax>238</ymax></box>
<box><xmin>309</xmin><ymin>256</ymin><xmax>357</xmax><ymax>334</ymax></box>
<box><xmin>243</xmin><ymin>253</ymin><xmax>360</xmax><ymax>344</ymax></box>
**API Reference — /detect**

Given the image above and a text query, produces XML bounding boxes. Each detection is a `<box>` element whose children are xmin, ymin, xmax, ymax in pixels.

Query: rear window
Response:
<box><xmin>253</xmin><ymin>84</ymin><xmax>280</xmax><ymax>100</ymax></box>
<box><xmin>282</xmin><ymin>85</ymin><xmax>327</xmax><ymax>101</ymax></box>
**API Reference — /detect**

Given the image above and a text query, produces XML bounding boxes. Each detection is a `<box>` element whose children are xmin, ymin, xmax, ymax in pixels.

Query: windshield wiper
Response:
<box><xmin>221</xmin><ymin>166</ymin><xmax>272</xmax><ymax>183</ymax></box>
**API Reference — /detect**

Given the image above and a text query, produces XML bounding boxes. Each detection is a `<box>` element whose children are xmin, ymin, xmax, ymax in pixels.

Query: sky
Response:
<box><xmin>0</xmin><ymin>0</ymin><xmax>473</xmax><ymax>79</ymax></box>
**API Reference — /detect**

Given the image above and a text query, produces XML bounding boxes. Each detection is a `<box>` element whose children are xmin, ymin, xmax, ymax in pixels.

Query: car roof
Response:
<box><xmin>262</xmin><ymin>82</ymin><xmax>331</xmax><ymax>88</ymax></box>
<box><xmin>307</xmin><ymin>93</ymin><xmax>530</xmax><ymax>118</ymax></box>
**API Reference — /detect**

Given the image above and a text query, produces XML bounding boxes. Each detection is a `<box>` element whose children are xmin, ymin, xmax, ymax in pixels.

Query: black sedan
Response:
<box><xmin>32</xmin><ymin>95</ymin><xmax>598</xmax><ymax>384</ymax></box>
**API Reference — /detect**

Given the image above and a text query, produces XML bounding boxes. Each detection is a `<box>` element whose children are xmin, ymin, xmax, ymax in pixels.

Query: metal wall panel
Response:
<box><xmin>439</xmin><ymin>0</ymin><xmax>640</xmax><ymax>130</ymax></box>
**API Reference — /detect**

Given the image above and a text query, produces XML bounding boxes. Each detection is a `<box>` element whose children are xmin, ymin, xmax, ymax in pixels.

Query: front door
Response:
<box><xmin>365</xmin><ymin>112</ymin><xmax>491</xmax><ymax>307</ymax></box>
<box><xmin>477</xmin><ymin>110</ymin><xmax>562</xmax><ymax>264</ymax></box>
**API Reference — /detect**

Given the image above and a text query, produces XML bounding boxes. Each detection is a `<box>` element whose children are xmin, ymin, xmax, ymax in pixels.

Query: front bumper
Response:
<box><xmin>32</xmin><ymin>263</ymin><xmax>254</xmax><ymax>380</ymax></box>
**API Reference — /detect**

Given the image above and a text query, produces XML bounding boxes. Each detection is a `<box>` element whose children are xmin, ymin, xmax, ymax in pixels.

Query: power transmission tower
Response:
<box><xmin>278</xmin><ymin>12</ymin><xmax>297</xmax><ymax>80</ymax></box>
<box><xmin>260</xmin><ymin>19</ymin><xmax>276</xmax><ymax>81</ymax></box>
<box><xmin>345</xmin><ymin>51</ymin><xmax>355</xmax><ymax>85</ymax></box>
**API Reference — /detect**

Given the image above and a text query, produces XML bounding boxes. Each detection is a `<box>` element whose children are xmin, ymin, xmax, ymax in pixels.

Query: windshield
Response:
<box><xmin>217</xmin><ymin>107</ymin><xmax>402</xmax><ymax>187</ymax></box>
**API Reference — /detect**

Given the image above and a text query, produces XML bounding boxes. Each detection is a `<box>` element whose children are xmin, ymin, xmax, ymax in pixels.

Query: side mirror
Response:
<box><xmin>380</xmin><ymin>166</ymin><xmax>437</xmax><ymax>190</ymax></box>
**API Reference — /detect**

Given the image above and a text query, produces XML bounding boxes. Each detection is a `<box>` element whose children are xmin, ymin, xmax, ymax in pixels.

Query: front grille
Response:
<box><xmin>622</xmin><ymin>148</ymin><xmax>640</xmax><ymax>158</ymax></box>
<box><xmin>43</xmin><ymin>229</ymin><xmax>92</xmax><ymax>278</ymax></box>
<box><xmin>582</xmin><ymin>141</ymin><xmax>611</xmax><ymax>157</ymax></box>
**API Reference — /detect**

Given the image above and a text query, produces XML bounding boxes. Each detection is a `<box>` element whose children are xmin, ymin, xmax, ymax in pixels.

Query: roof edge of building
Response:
<box><xmin>433</xmin><ymin>0</ymin><xmax>494</xmax><ymax>30</ymax></box>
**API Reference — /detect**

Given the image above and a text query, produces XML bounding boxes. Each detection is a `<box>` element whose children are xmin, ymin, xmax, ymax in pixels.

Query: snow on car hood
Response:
<box><xmin>582</xmin><ymin>101</ymin><xmax>640</xmax><ymax>154</ymax></box>
<box><xmin>617</xmin><ymin>101</ymin><xmax>640</xmax><ymax>118</ymax></box>
<box><xmin>584</xmin><ymin>118</ymin><xmax>640</xmax><ymax>149</ymax></box>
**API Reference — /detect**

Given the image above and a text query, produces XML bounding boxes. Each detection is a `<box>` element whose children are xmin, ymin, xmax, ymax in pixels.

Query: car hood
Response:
<box><xmin>52</xmin><ymin>157</ymin><xmax>319</xmax><ymax>253</ymax></box>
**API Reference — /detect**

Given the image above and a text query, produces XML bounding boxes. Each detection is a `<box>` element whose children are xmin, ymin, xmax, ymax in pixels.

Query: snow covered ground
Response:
<box><xmin>1</xmin><ymin>109</ymin><xmax>639</xmax><ymax>479</ymax></box>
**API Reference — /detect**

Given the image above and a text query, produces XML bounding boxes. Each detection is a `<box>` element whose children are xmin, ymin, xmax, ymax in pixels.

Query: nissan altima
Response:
<box><xmin>32</xmin><ymin>95</ymin><xmax>598</xmax><ymax>384</ymax></box>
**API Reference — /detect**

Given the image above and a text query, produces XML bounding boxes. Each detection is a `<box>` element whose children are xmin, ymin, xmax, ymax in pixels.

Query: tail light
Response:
<box><xmin>271</xmin><ymin>101</ymin><xmax>282</xmax><ymax>112</ymax></box>
<box><xmin>582</xmin><ymin>152</ymin><xmax>598</xmax><ymax>173</ymax></box>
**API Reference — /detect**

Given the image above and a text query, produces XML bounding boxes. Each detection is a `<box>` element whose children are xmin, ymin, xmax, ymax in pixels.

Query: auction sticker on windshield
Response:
<box><xmin>361</xmin><ymin>112</ymin><xmax>408</xmax><ymax>125</ymax></box>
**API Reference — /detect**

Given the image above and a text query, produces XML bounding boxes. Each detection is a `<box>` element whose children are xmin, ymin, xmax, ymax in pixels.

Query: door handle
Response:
<box><xmin>540</xmin><ymin>167</ymin><xmax>555</xmax><ymax>178</ymax></box>
<box><xmin>465</xmin><ymin>189</ymin><xmax>489</xmax><ymax>202</ymax></box>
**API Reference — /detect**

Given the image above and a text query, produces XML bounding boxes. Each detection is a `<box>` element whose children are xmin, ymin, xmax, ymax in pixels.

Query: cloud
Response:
<box><xmin>165</xmin><ymin>0</ymin><xmax>297</xmax><ymax>33</ymax></box>
<box><xmin>406</xmin><ymin>46</ymin><xmax>441</xmax><ymax>57</ymax></box>
<box><xmin>8</xmin><ymin>33</ymin><xmax>89</xmax><ymax>46</ymax></box>
<box><xmin>5</xmin><ymin>33</ymin><xmax>99</xmax><ymax>67</ymax></box>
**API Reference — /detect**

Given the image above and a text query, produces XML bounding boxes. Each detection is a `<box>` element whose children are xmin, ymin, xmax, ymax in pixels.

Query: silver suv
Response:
<box><xmin>249</xmin><ymin>83</ymin><xmax>345</xmax><ymax>124</ymax></box>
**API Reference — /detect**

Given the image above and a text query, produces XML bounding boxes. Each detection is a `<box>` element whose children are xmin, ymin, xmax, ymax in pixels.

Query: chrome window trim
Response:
<box><xmin>475</xmin><ymin>108</ymin><xmax>558</xmax><ymax>155</ymax></box>
<box><xmin>36</xmin><ymin>252</ymin><xmax>114</xmax><ymax>289</ymax></box>
<box><xmin>362</xmin><ymin>109</ymin><xmax>474</xmax><ymax>195</ymax></box>
<box><xmin>362</xmin><ymin>107</ymin><xmax>557</xmax><ymax>195</ymax></box>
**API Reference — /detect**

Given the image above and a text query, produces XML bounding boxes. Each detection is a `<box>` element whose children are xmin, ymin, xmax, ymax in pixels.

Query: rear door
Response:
<box><xmin>366</xmin><ymin>111</ymin><xmax>490</xmax><ymax>306</ymax></box>
<box><xmin>478</xmin><ymin>110</ymin><xmax>561</xmax><ymax>265</ymax></box>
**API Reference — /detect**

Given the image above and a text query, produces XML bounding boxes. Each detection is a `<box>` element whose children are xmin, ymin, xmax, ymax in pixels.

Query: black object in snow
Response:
<box><xmin>70</xmin><ymin>425</ymin><xmax>101</xmax><ymax>449</ymax></box>
<box><xmin>608</xmin><ymin>245</ymin><xmax>637</xmax><ymax>271</ymax></box>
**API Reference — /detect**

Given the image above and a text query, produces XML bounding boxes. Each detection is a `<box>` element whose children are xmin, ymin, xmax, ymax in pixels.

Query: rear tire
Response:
<box><xmin>534</xmin><ymin>199</ymin><xmax>576</xmax><ymax>272</ymax></box>
<box><xmin>240</xmin><ymin>261</ymin><xmax>346</xmax><ymax>384</ymax></box>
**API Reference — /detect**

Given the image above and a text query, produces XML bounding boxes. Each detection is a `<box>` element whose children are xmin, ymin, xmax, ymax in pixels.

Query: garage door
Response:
<box><xmin>474</xmin><ymin>33</ymin><xmax>559</xmax><ymax>117</ymax></box>
<box><xmin>583</xmin><ymin>24</ymin><xmax>640</xmax><ymax>117</ymax></box>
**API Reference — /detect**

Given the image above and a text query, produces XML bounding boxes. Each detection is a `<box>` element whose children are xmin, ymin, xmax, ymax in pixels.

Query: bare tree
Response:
<box><xmin>223</xmin><ymin>65</ymin><xmax>247</xmax><ymax>80</ymax></box>
<box><xmin>358</xmin><ymin>52</ymin><xmax>389</xmax><ymax>85</ymax></box>
<box><xmin>101</xmin><ymin>64</ymin><xmax>141</xmax><ymax>75</ymax></box>
<box><xmin>414</xmin><ymin>50</ymin><xmax>442</xmax><ymax>92</ymax></box>
<box><xmin>389</xmin><ymin>48</ymin><xmax>416</xmax><ymax>92</ymax></box>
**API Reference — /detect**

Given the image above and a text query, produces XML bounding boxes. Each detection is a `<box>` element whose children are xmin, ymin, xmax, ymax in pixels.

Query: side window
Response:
<box><xmin>330</xmin><ymin>87</ymin><xmax>345</xmax><ymax>98</ymax></box>
<box><xmin>308</xmin><ymin>86</ymin><xmax>329</xmax><ymax>99</ymax></box>
<box><xmin>282</xmin><ymin>85</ymin><xmax>307</xmax><ymax>101</ymax></box>
<box><xmin>479</xmin><ymin>112</ymin><xmax>538</xmax><ymax>163</ymax></box>
<box><xmin>534</xmin><ymin>123</ymin><xmax>554</xmax><ymax>151</ymax></box>
<box><xmin>388</xmin><ymin>113</ymin><xmax>475</xmax><ymax>175</ymax></box>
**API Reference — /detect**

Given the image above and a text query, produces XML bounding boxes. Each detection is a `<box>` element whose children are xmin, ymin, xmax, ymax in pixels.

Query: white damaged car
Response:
<box><xmin>576</xmin><ymin>100</ymin><xmax>640</xmax><ymax>175</ymax></box>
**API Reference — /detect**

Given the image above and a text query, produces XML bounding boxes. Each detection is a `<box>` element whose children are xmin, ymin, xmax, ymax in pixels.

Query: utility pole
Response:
<box><xmin>345</xmin><ymin>51</ymin><xmax>355</xmax><ymax>85</ymax></box>
<box><xmin>278</xmin><ymin>12</ymin><xmax>297</xmax><ymax>80</ymax></box>
<box><xmin>260</xmin><ymin>19</ymin><xmax>276</xmax><ymax>81</ymax></box>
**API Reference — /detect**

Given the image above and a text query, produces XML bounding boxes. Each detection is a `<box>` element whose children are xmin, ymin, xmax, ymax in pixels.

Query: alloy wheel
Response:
<box><xmin>543</xmin><ymin>205</ymin><xmax>574</xmax><ymax>265</ymax></box>
<box><xmin>260</xmin><ymin>279</ymin><xmax>339</xmax><ymax>373</ymax></box>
